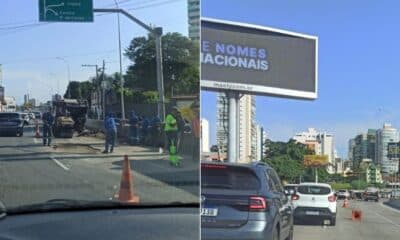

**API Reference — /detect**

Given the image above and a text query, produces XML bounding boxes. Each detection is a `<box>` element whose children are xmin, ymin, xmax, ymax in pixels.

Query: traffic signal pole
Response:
<box><xmin>93</xmin><ymin>8</ymin><xmax>165</xmax><ymax>121</ymax></box>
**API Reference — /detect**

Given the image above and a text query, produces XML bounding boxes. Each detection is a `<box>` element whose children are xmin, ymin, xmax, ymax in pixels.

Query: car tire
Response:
<box><xmin>272</xmin><ymin>227</ymin><xmax>279</xmax><ymax>240</ymax></box>
<box><xmin>330</xmin><ymin>216</ymin><xmax>336</xmax><ymax>226</ymax></box>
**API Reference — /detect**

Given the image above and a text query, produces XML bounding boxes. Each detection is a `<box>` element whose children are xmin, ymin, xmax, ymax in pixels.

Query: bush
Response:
<box><xmin>331</xmin><ymin>183</ymin><xmax>352</xmax><ymax>190</ymax></box>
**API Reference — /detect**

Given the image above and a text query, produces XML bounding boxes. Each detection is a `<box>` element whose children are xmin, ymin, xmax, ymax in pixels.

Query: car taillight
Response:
<box><xmin>291</xmin><ymin>194</ymin><xmax>300</xmax><ymax>201</ymax></box>
<box><xmin>328</xmin><ymin>195</ymin><xmax>336</xmax><ymax>202</ymax></box>
<box><xmin>249</xmin><ymin>196</ymin><xmax>267</xmax><ymax>211</ymax></box>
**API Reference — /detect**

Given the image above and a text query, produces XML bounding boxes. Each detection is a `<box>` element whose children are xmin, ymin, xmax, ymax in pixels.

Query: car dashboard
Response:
<box><xmin>0</xmin><ymin>207</ymin><xmax>199</xmax><ymax>240</ymax></box>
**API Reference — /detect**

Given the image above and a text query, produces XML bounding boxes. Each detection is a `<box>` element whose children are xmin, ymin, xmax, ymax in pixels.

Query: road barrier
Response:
<box><xmin>352</xmin><ymin>209</ymin><xmax>362</xmax><ymax>221</ymax></box>
<box><xmin>114</xmin><ymin>155</ymin><xmax>139</xmax><ymax>203</ymax></box>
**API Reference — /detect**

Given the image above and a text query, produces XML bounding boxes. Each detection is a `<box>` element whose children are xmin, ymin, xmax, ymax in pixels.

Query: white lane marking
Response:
<box><xmin>374</xmin><ymin>212</ymin><xmax>400</xmax><ymax>227</ymax></box>
<box><xmin>51</xmin><ymin>157</ymin><xmax>70</xmax><ymax>171</ymax></box>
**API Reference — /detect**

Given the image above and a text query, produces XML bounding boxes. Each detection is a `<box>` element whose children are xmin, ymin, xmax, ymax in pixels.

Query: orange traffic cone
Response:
<box><xmin>114</xmin><ymin>155</ymin><xmax>139</xmax><ymax>203</ymax></box>
<box><xmin>35</xmin><ymin>122</ymin><xmax>41</xmax><ymax>138</ymax></box>
<box><xmin>352</xmin><ymin>209</ymin><xmax>362</xmax><ymax>221</ymax></box>
<box><xmin>343</xmin><ymin>197</ymin><xmax>349</xmax><ymax>208</ymax></box>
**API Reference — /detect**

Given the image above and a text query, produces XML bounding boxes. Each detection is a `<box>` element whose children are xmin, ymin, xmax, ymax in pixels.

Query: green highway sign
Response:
<box><xmin>39</xmin><ymin>0</ymin><xmax>93</xmax><ymax>22</ymax></box>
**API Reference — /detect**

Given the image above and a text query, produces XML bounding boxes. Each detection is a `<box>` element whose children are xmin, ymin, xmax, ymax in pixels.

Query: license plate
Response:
<box><xmin>201</xmin><ymin>207</ymin><xmax>218</xmax><ymax>217</ymax></box>
<box><xmin>305</xmin><ymin>211</ymin><xmax>319</xmax><ymax>216</ymax></box>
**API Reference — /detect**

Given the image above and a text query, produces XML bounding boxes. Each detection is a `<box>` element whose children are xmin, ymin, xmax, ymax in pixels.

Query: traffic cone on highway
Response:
<box><xmin>343</xmin><ymin>197</ymin><xmax>349</xmax><ymax>208</ymax></box>
<box><xmin>114</xmin><ymin>155</ymin><xmax>140</xmax><ymax>203</ymax></box>
<box><xmin>35</xmin><ymin>122</ymin><xmax>41</xmax><ymax>138</ymax></box>
<box><xmin>352</xmin><ymin>209</ymin><xmax>362</xmax><ymax>221</ymax></box>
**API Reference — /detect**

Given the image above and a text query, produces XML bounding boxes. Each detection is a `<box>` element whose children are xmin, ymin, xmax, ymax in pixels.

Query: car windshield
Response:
<box><xmin>202</xmin><ymin>164</ymin><xmax>260</xmax><ymax>190</ymax></box>
<box><xmin>298</xmin><ymin>186</ymin><xmax>331</xmax><ymax>195</ymax></box>
<box><xmin>0</xmin><ymin>0</ymin><xmax>199</xmax><ymax>213</ymax></box>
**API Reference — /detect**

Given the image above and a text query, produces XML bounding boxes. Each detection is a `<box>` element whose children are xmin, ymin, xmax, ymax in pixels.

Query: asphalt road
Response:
<box><xmin>294</xmin><ymin>199</ymin><xmax>400</xmax><ymax>240</ymax></box>
<box><xmin>0</xmin><ymin>126</ymin><xmax>198</xmax><ymax>209</ymax></box>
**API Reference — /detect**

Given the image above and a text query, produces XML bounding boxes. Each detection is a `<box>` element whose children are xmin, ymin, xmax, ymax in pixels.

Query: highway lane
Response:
<box><xmin>0</xmin><ymin>127</ymin><xmax>198</xmax><ymax>209</ymax></box>
<box><xmin>294</xmin><ymin>199</ymin><xmax>400</xmax><ymax>240</ymax></box>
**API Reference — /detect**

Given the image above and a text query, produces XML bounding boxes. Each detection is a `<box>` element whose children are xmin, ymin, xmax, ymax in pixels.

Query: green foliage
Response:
<box><xmin>263</xmin><ymin>139</ymin><xmax>312</xmax><ymax>182</ymax></box>
<box><xmin>124</xmin><ymin>32</ymin><xmax>199</xmax><ymax>97</ymax></box>
<box><xmin>64</xmin><ymin>81</ymin><xmax>81</xmax><ymax>99</ymax></box>
<box><xmin>331</xmin><ymin>183</ymin><xmax>352</xmax><ymax>190</ymax></box>
<box><xmin>351</xmin><ymin>180</ymin><xmax>368</xmax><ymax>190</ymax></box>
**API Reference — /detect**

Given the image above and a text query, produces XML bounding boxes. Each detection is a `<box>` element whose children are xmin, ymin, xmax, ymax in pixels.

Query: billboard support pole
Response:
<box><xmin>228</xmin><ymin>91</ymin><xmax>239</xmax><ymax>163</ymax></box>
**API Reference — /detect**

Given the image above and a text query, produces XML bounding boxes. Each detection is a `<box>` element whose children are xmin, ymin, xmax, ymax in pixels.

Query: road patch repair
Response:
<box><xmin>51</xmin><ymin>143</ymin><xmax>100</xmax><ymax>154</ymax></box>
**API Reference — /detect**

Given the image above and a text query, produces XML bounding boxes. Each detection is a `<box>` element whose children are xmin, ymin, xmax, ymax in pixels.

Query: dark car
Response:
<box><xmin>201</xmin><ymin>162</ymin><xmax>294</xmax><ymax>240</ymax></box>
<box><xmin>363</xmin><ymin>187</ymin><xmax>379</xmax><ymax>202</ymax></box>
<box><xmin>0</xmin><ymin>112</ymin><xmax>24</xmax><ymax>137</ymax></box>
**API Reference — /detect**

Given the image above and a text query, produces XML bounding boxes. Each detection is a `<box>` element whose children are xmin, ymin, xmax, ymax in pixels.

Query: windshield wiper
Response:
<box><xmin>6</xmin><ymin>199</ymin><xmax>199</xmax><ymax>215</ymax></box>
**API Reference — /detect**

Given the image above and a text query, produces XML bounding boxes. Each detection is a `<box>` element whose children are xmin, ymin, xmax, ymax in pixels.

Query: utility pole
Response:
<box><xmin>82</xmin><ymin>64</ymin><xmax>99</xmax><ymax>119</ymax></box>
<box><xmin>56</xmin><ymin>57</ymin><xmax>71</xmax><ymax>98</ymax></box>
<box><xmin>101</xmin><ymin>60</ymin><xmax>106</xmax><ymax>120</ymax></box>
<box><xmin>114</xmin><ymin>0</ymin><xmax>125</xmax><ymax>121</ymax></box>
<box><xmin>93</xmin><ymin>8</ymin><xmax>165</xmax><ymax>121</ymax></box>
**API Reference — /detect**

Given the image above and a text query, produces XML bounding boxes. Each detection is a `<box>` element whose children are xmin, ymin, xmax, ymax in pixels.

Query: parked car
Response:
<box><xmin>201</xmin><ymin>162</ymin><xmax>294</xmax><ymax>240</ymax></box>
<box><xmin>291</xmin><ymin>183</ymin><xmax>337</xmax><ymax>226</ymax></box>
<box><xmin>32</xmin><ymin>111</ymin><xmax>42</xmax><ymax>119</ymax></box>
<box><xmin>336</xmin><ymin>189</ymin><xmax>350</xmax><ymax>200</ymax></box>
<box><xmin>391</xmin><ymin>189</ymin><xmax>400</xmax><ymax>199</ymax></box>
<box><xmin>363</xmin><ymin>187</ymin><xmax>379</xmax><ymax>202</ymax></box>
<box><xmin>0</xmin><ymin>112</ymin><xmax>25</xmax><ymax>137</ymax></box>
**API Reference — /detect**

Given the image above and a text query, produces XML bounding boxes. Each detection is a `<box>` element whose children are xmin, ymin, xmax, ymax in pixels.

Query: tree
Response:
<box><xmin>124</xmin><ymin>32</ymin><xmax>199</xmax><ymax>97</ymax></box>
<box><xmin>263</xmin><ymin>139</ymin><xmax>313</xmax><ymax>183</ymax></box>
<box><xmin>64</xmin><ymin>81</ymin><xmax>81</xmax><ymax>99</ymax></box>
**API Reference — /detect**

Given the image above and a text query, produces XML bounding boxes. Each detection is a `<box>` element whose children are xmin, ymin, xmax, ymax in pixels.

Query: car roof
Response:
<box><xmin>284</xmin><ymin>184</ymin><xmax>298</xmax><ymax>186</ymax></box>
<box><xmin>298</xmin><ymin>182</ymin><xmax>332</xmax><ymax>188</ymax></box>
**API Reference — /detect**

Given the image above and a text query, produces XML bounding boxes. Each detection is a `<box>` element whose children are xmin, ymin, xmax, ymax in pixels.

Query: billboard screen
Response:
<box><xmin>388</xmin><ymin>142</ymin><xmax>400</xmax><ymax>158</ymax></box>
<box><xmin>201</xmin><ymin>18</ymin><xmax>318</xmax><ymax>99</ymax></box>
<box><xmin>304</xmin><ymin>155</ymin><xmax>328</xmax><ymax>167</ymax></box>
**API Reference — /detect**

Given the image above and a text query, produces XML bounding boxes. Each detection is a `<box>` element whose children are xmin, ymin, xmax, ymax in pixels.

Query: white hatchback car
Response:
<box><xmin>291</xmin><ymin>183</ymin><xmax>337</xmax><ymax>226</ymax></box>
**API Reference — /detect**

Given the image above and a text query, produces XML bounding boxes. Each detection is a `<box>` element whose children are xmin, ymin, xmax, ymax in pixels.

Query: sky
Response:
<box><xmin>0</xmin><ymin>0</ymin><xmax>188</xmax><ymax>104</ymax></box>
<box><xmin>201</xmin><ymin>0</ymin><xmax>400</xmax><ymax>158</ymax></box>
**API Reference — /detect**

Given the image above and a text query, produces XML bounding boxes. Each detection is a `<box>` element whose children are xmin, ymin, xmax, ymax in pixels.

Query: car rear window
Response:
<box><xmin>298</xmin><ymin>185</ymin><xmax>331</xmax><ymax>195</ymax></box>
<box><xmin>0</xmin><ymin>113</ymin><xmax>19</xmax><ymax>119</ymax></box>
<box><xmin>201</xmin><ymin>164</ymin><xmax>260</xmax><ymax>190</ymax></box>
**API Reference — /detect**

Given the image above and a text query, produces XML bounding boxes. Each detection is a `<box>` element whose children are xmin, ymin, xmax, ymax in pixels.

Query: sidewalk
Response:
<box><xmin>72</xmin><ymin>135</ymin><xmax>199</xmax><ymax>171</ymax></box>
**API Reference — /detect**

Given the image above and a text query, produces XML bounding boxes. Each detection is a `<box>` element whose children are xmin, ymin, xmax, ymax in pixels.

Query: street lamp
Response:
<box><xmin>114</xmin><ymin>0</ymin><xmax>125</xmax><ymax>121</ymax></box>
<box><xmin>56</xmin><ymin>57</ymin><xmax>71</xmax><ymax>98</ymax></box>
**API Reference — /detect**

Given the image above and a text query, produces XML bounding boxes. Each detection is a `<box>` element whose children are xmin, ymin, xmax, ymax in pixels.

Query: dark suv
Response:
<box><xmin>201</xmin><ymin>162</ymin><xmax>294</xmax><ymax>240</ymax></box>
<box><xmin>363</xmin><ymin>187</ymin><xmax>379</xmax><ymax>202</ymax></box>
<box><xmin>0</xmin><ymin>112</ymin><xmax>24</xmax><ymax>137</ymax></box>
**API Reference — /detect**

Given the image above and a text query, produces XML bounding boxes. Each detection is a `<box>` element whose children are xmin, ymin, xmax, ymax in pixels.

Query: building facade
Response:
<box><xmin>216</xmin><ymin>92</ymin><xmax>256</xmax><ymax>163</ymax></box>
<box><xmin>293</xmin><ymin>128</ymin><xmax>336</xmax><ymax>174</ymax></box>
<box><xmin>376</xmin><ymin>123</ymin><xmax>399</xmax><ymax>175</ymax></box>
<box><xmin>187</xmin><ymin>0</ymin><xmax>200</xmax><ymax>40</ymax></box>
<box><xmin>201</xmin><ymin>118</ymin><xmax>209</xmax><ymax>153</ymax></box>
<box><xmin>255</xmin><ymin>125</ymin><xmax>267</xmax><ymax>161</ymax></box>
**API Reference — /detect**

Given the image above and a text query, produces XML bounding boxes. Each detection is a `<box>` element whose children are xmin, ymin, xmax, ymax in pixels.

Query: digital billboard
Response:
<box><xmin>201</xmin><ymin>18</ymin><xmax>318</xmax><ymax>99</ymax></box>
<box><xmin>304</xmin><ymin>155</ymin><xmax>329</xmax><ymax>167</ymax></box>
<box><xmin>388</xmin><ymin>142</ymin><xmax>400</xmax><ymax>158</ymax></box>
